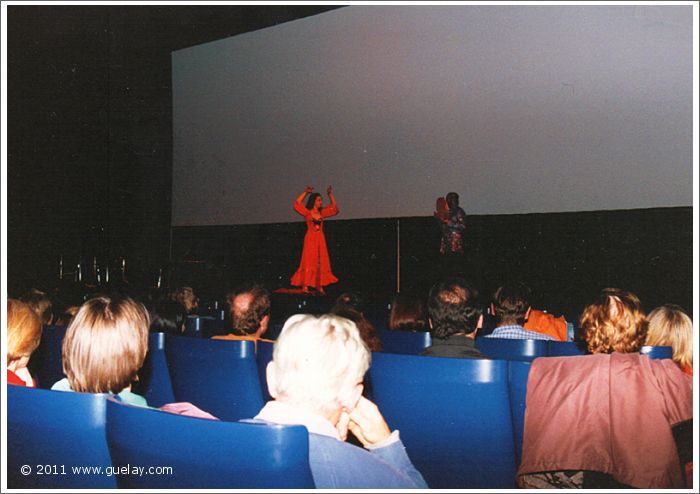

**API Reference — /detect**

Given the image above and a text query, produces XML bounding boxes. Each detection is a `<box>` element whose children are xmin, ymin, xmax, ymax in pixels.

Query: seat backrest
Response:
<box><xmin>165</xmin><ymin>335</ymin><xmax>264</xmax><ymax>421</ymax></box>
<box><xmin>183</xmin><ymin>315</ymin><xmax>208</xmax><ymax>337</ymax></box>
<box><xmin>507</xmin><ymin>360</ymin><xmax>533</xmax><ymax>466</ymax></box>
<box><xmin>105</xmin><ymin>398</ymin><xmax>314</xmax><ymax>488</ymax></box>
<box><xmin>134</xmin><ymin>332</ymin><xmax>175</xmax><ymax>407</ymax></box>
<box><xmin>27</xmin><ymin>324</ymin><xmax>67</xmax><ymax>389</ymax></box>
<box><xmin>369</xmin><ymin>353</ymin><xmax>517</xmax><ymax>488</ymax></box>
<box><xmin>7</xmin><ymin>385</ymin><xmax>116</xmax><ymax>488</ymax></box>
<box><xmin>377</xmin><ymin>329</ymin><xmax>432</xmax><ymax>355</ymax></box>
<box><xmin>547</xmin><ymin>340</ymin><xmax>588</xmax><ymax>357</ymax></box>
<box><xmin>640</xmin><ymin>345</ymin><xmax>674</xmax><ymax>360</ymax></box>
<box><xmin>256</xmin><ymin>340</ymin><xmax>275</xmax><ymax>402</ymax></box>
<box><xmin>475</xmin><ymin>338</ymin><xmax>548</xmax><ymax>362</ymax></box>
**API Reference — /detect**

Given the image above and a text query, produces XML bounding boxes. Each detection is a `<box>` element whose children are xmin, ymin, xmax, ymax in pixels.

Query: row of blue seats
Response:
<box><xmin>7</xmin><ymin>385</ymin><xmax>314</xmax><ymax>489</ymax></box>
<box><xmin>22</xmin><ymin>327</ymin><xmax>673</xmax><ymax>489</ymax></box>
<box><xmin>377</xmin><ymin>328</ymin><xmax>673</xmax><ymax>360</ymax></box>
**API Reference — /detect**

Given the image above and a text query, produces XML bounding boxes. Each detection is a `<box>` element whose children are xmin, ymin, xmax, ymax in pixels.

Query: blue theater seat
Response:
<box><xmin>165</xmin><ymin>335</ymin><xmax>264</xmax><ymax>421</ymax></box>
<box><xmin>640</xmin><ymin>345</ymin><xmax>673</xmax><ymax>359</ymax></box>
<box><xmin>507</xmin><ymin>360</ymin><xmax>533</xmax><ymax>465</ymax></box>
<box><xmin>475</xmin><ymin>338</ymin><xmax>548</xmax><ymax>362</ymax></box>
<box><xmin>134</xmin><ymin>332</ymin><xmax>175</xmax><ymax>407</ymax></box>
<box><xmin>369</xmin><ymin>353</ymin><xmax>517</xmax><ymax>488</ymax></box>
<box><xmin>547</xmin><ymin>340</ymin><xmax>588</xmax><ymax>357</ymax></box>
<box><xmin>7</xmin><ymin>386</ymin><xmax>116</xmax><ymax>488</ymax></box>
<box><xmin>28</xmin><ymin>325</ymin><xmax>67</xmax><ymax>389</ymax></box>
<box><xmin>105</xmin><ymin>398</ymin><xmax>314</xmax><ymax>488</ymax></box>
<box><xmin>256</xmin><ymin>340</ymin><xmax>275</xmax><ymax>402</ymax></box>
<box><xmin>377</xmin><ymin>329</ymin><xmax>432</xmax><ymax>355</ymax></box>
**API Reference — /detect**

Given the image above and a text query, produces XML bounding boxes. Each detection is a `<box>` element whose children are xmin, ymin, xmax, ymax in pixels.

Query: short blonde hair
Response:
<box><xmin>580</xmin><ymin>288</ymin><xmax>647</xmax><ymax>354</ymax></box>
<box><xmin>646</xmin><ymin>304</ymin><xmax>693</xmax><ymax>371</ymax></box>
<box><xmin>62</xmin><ymin>296</ymin><xmax>149</xmax><ymax>393</ymax></box>
<box><xmin>7</xmin><ymin>299</ymin><xmax>43</xmax><ymax>365</ymax></box>
<box><xmin>270</xmin><ymin>314</ymin><xmax>370</xmax><ymax>416</ymax></box>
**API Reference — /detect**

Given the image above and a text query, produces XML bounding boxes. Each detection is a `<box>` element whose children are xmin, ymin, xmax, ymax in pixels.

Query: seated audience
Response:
<box><xmin>7</xmin><ymin>299</ymin><xmax>43</xmax><ymax>387</ymax></box>
<box><xmin>420</xmin><ymin>277</ymin><xmax>486</xmax><ymax>359</ymax></box>
<box><xmin>213</xmin><ymin>283</ymin><xmax>273</xmax><ymax>344</ymax></box>
<box><xmin>517</xmin><ymin>288</ymin><xmax>692</xmax><ymax>489</ymax></box>
<box><xmin>251</xmin><ymin>313</ymin><xmax>427</xmax><ymax>488</ymax></box>
<box><xmin>388</xmin><ymin>292</ymin><xmax>428</xmax><ymax>332</ymax></box>
<box><xmin>148</xmin><ymin>299</ymin><xmax>187</xmax><ymax>335</ymax></box>
<box><xmin>52</xmin><ymin>296</ymin><xmax>151</xmax><ymax>407</ymax></box>
<box><xmin>51</xmin><ymin>295</ymin><xmax>218</xmax><ymax>419</ymax></box>
<box><xmin>331</xmin><ymin>305</ymin><xmax>382</xmax><ymax>352</ymax></box>
<box><xmin>484</xmin><ymin>282</ymin><xmax>555</xmax><ymax>340</ymax></box>
<box><xmin>20</xmin><ymin>288</ymin><xmax>54</xmax><ymax>325</ymax></box>
<box><xmin>646</xmin><ymin>304</ymin><xmax>693</xmax><ymax>376</ymax></box>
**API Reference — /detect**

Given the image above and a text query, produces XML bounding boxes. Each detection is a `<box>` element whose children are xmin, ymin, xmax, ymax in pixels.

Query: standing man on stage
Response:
<box><xmin>435</xmin><ymin>192</ymin><xmax>468</xmax><ymax>278</ymax></box>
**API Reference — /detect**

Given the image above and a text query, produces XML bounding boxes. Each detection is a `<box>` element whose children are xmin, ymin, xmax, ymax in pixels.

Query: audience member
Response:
<box><xmin>646</xmin><ymin>304</ymin><xmax>693</xmax><ymax>376</ymax></box>
<box><xmin>7</xmin><ymin>299</ymin><xmax>43</xmax><ymax>387</ymax></box>
<box><xmin>52</xmin><ymin>296</ymin><xmax>151</xmax><ymax>406</ymax></box>
<box><xmin>420</xmin><ymin>277</ymin><xmax>486</xmax><ymax>359</ymax></box>
<box><xmin>20</xmin><ymin>288</ymin><xmax>54</xmax><ymax>325</ymax></box>
<box><xmin>148</xmin><ymin>299</ymin><xmax>187</xmax><ymax>335</ymax></box>
<box><xmin>331</xmin><ymin>306</ymin><xmax>382</xmax><ymax>352</ymax></box>
<box><xmin>170</xmin><ymin>286</ymin><xmax>199</xmax><ymax>314</ymax></box>
<box><xmin>213</xmin><ymin>283</ymin><xmax>273</xmax><ymax>343</ymax></box>
<box><xmin>484</xmin><ymin>282</ymin><xmax>555</xmax><ymax>340</ymax></box>
<box><xmin>517</xmin><ymin>288</ymin><xmax>692</xmax><ymax>488</ymax></box>
<box><xmin>251</xmin><ymin>314</ymin><xmax>427</xmax><ymax>488</ymax></box>
<box><xmin>388</xmin><ymin>292</ymin><xmax>428</xmax><ymax>332</ymax></box>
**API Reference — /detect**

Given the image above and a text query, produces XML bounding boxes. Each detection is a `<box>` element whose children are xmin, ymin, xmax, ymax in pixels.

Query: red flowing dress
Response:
<box><xmin>291</xmin><ymin>201</ymin><xmax>339</xmax><ymax>288</ymax></box>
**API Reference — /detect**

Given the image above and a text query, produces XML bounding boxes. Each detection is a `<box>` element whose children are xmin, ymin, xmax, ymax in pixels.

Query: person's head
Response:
<box><xmin>228</xmin><ymin>283</ymin><xmax>271</xmax><ymax>337</ymax></box>
<box><xmin>332</xmin><ymin>291</ymin><xmax>366</xmax><ymax>314</ymax></box>
<box><xmin>20</xmin><ymin>288</ymin><xmax>53</xmax><ymax>325</ymax></box>
<box><xmin>492</xmin><ymin>282</ymin><xmax>532</xmax><ymax>326</ymax></box>
<box><xmin>306</xmin><ymin>192</ymin><xmax>322</xmax><ymax>211</ymax></box>
<box><xmin>148</xmin><ymin>299</ymin><xmax>187</xmax><ymax>335</ymax></box>
<box><xmin>580</xmin><ymin>288</ymin><xmax>647</xmax><ymax>354</ymax></box>
<box><xmin>62</xmin><ymin>296</ymin><xmax>149</xmax><ymax>394</ymax></box>
<box><xmin>389</xmin><ymin>292</ymin><xmax>428</xmax><ymax>332</ymax></box>
<box><xmin>646</xmin><ymin>304</ymin><xmax>692</xmax><ymax>371</ymax></box>
<box><xmin>331</xmin><ymin>306</ymin><xmax>382</xmax><ymax>352</ymax></box>
<box><xmin>171</xmin><ymin>286</ymin><xmax>198</xmax><ymax>313</ymax></box>
<box><xmin>446</xmin><ymin>192</ymin><xmax>459</xmax><ymax>209</ymax></box>
<box><xmin>266</xmin><ymin>314</ymin><xmax>370</xmax><ymax>421</ymax></box>
<box><xmin>7</xmin><ymin>299</ymin><xmax>43</xmax><ymax>369</ymax></box>
<box><xmin>427</xmin><ymin>277</ymin><xmax>482</xmax><ymax>339</ymax></box>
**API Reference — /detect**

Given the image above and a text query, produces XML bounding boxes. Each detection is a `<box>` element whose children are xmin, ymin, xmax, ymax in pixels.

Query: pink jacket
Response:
<box><xmin>518</xmin><ymin>353</ymin><xmax>692</xmax><ymax>488</ymax></box>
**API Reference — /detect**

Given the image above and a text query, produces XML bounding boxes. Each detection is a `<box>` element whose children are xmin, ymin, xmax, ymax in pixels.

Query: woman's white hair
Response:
<box><xmin>270</xmin><ymin>314</ymin><xmax>371</xmax><ymax>416</ymax></box>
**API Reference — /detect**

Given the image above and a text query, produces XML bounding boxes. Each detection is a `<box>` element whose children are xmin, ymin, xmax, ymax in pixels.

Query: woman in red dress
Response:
<box><xmin>291</xmin><ymin>185</ymin><xmax>339</xmax><ymax>294</ymax></box>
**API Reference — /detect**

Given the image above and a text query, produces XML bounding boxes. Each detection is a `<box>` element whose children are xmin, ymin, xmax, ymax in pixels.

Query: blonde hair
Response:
<box><xmin>646</xmin><ymin>304</ymin><xmax>693</xmax><ymax>371</ymax></box>
<box><xmin>7</xmin><ymin>299</ymin><xmax>43</xmax><ymax>365</ymax></box>
<box><xmin>62</xmin><ymin>296</ymin><xmax>149</xmax><ymax>393</ymax></box>
<box><xmin>580</xmin><ymin>288</ymin><xmax>648</xmax><ymax>354</ymax></box>
<box><xmin>270</xmin><ymin>314</ymin><xmax>370</xmax><ymax>416</ymax></box>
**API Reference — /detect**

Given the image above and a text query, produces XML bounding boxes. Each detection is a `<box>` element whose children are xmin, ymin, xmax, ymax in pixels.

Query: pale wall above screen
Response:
<box><xmin>172</xmin><ymin>5</ymin><xmax>693</xmax><ymax>226</ymax></box>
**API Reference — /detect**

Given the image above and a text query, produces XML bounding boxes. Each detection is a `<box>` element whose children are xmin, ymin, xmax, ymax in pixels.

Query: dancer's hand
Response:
<box><xmin>305</xmin><ymin>185</ymin><xmax>314</xmax><ymax>194</ymax></box>
<box><xmin>327</xmin><ymin>185</ymin><xmax>333</xmax><ymax>195</ymax></box>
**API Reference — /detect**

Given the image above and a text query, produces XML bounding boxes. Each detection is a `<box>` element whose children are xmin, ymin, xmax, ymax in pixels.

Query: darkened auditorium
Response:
<box><xmin>4</xmin><ymin>2</ymin><xmax>696</xmax><ymax>491</ymax></box>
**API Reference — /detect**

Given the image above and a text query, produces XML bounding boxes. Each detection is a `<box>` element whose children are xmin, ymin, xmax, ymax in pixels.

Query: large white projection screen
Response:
<box><xmin>172</xmin><ymin>5</ymin><xmax>692</xmax><ymax>227</ymax></box>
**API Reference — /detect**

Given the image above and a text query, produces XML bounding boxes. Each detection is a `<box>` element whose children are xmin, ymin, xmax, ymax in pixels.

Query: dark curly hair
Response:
<box><xmin>427</xmin><ymin>277</ymin><xmax>482</xmax><ymax>339</ymax></box>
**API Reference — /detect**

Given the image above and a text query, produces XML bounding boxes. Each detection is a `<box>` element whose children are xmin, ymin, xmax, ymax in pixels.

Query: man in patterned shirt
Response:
<box><xmin>485</xmin><ymin>282</ymin><xmax>555</xmax><ymax>341</ymax></box>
